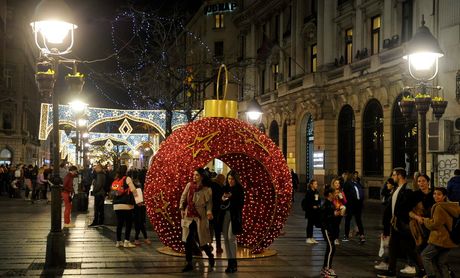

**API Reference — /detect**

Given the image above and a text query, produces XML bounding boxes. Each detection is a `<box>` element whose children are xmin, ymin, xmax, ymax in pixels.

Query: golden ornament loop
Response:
<box><xmin>216</xmin><ymin>64</ymin><xmax>228</xmax><ymax>100</ymax></box>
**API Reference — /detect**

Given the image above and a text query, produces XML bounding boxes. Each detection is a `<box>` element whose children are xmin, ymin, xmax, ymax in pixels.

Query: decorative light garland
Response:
<box><xmin>144</xmin><ymin>117</ymin><xmax>292</xmax><ymax>254</ymax></box>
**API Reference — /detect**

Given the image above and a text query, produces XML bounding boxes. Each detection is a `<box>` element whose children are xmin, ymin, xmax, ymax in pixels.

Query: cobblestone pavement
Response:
<box><xmin>0</xmin><ymin>193</ymin><xmax>459</xmax><ymax>277</ymax></box>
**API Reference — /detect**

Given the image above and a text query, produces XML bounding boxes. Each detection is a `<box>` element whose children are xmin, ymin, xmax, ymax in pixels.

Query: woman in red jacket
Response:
<box><xmin>62</xmin><ymin>166</ymin><xmax>77</xmax><ymax>228</ymax></box>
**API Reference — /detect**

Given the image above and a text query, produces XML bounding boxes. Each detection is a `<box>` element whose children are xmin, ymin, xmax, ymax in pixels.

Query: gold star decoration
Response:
<box><xmin>154</xmin><ymin>191</ymin><xmax>173</xmax><ymax>225</ymax></box>
<box><xmin>236</xmin><ymin>129</ymin><xmax>269</xmax><ymax>154</ymax></box>
<box><xmin>186</xmin><ymin>131</ymin><xmax>220</xmax><ymax>158</ymax></box>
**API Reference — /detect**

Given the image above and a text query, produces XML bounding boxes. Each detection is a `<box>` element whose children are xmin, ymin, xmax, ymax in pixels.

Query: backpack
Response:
<box><xmin>111</xmin><ymin>176</ymin><xmax>129</xmax><ymax>197</ymax></box>
<box><xmin>449</xmin><ymin>216</ymin><xmax>460</xmax><ymax>245</ymax></box>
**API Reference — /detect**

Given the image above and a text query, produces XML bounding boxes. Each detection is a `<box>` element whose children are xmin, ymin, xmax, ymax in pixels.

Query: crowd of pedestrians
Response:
<box><xmin>301</xmin><ymin>168</ymin><xmax>460</xmax><ymax>278</ymax></box>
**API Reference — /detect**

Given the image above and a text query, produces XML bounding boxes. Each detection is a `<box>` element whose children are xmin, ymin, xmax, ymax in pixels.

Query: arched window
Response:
<box><xmin>392</xmin><ymin>94</ymin><xmax>418</xmax><ymax>175</ymax></box>
<box><xmin>363</xmin><ymin>99</ymin><xmax>384</xmax><ymax>176</ymax></box>
<box><xmin>0</xmin><ymin>148</ymin><xmax>12</xmax><ymax>165</ymax></box>
<box><xmin>282</xmin><ymin>120</ymin><xmax>288</xmax><ymax>158</ymax></box>
<box><xmin>306</xmin><ymin>116</ymin><xmax>314</xmax><ymax>183</ymax></box>
<box><xmin>338</xmin><ymin>105</ymin><xmax>355</xmax><ymax>174</ymax></box>
<box><xmin>269</xmin><ymin>120</ymin><xmax>279</xmax><ymax>146</ymax></box>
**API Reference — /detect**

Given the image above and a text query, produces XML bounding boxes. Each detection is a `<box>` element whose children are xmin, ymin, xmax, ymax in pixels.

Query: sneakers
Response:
<box><xmin>342</xmin><ymin>236</ymin><xmax>349</xmax><ymax>242</ymax></box>
<box><xmin>306</xmin><ymin>238</ymin><xmax>317</xmax><ymax>244</ymax></box>
<box><xmin>334</xmin><ymin>239</ymin><xmax>340</xmax><ymax>245</ymax></box>
<box><xmin>123</xmin><ymin>240</ymin><xmax>136</xmax><ymax>248</ymax></box>
<box><xmin>115</xmin><ymin>241</ymin><xmax>123</xmax><ymax>247</ymax></box>
<box><xmin>134</xmin><ymin>240</ymin><xmax>141</xmax><ymax>245</ymax></box>
<box><xmin>359</xmin><ymin>235</ymin><xmax>366</xmax><ymax>243</ymax></box>
<box><xmin>144</xmin><ymin>239</ymin><xmax>152</xmax><ymax>245</ymax></box>
<box><xmin>374</xmin><ymin>261</ymin><xmax>389</xmax><ymax>271</ymax></box>
<box><xmin>320</xmin><ymin>267</ymin><xmax>337</xmax><ymax>277</ymax></box>
<box><xmin>400</xmin><ymin>265</ymin><xmax>416</xmax><ymax>274</ymax></box>
<box><xmin>63</xmin><ymin>223</ymin><xmax>75</xmax><ymax>228</ymax></box>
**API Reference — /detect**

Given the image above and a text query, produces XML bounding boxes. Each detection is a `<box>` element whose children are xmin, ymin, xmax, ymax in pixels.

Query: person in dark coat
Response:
<box><xmin>447</xmin><ymin>169</ymin><xmax>460</xmax><ymax>202</ymax></box>
<box><xmin>209</xmin><ymin>173</ymin><xmax>225</xmax><ymax>254</ymax></box>
<box><xmin>377</xmin><ymin>167</ymin><xmax>420</xmax><ymax>277</ymax></box>
<box><xmin>302</xmin><ymin>179</ymin><xmax>321</xmax><ymax>244</ymax></box>
<box><xmin>221</xmin><ymin>170</ymin><xmax>244</xmax><ymax>273</ymax></box>
<box><xmin>343</xmin><ymin>171</ymin><xmax>365</xmax><ymax>242</ymax></box>
<box><xmin>89</xmin><ymin>164</ymin><xmax>106</xmax><ymax>227</ymax></box>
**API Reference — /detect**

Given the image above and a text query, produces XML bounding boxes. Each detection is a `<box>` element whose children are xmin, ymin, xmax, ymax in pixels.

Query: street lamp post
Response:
<box><xmin>245</xmin><ymin>97</ymin><xmax>263</xmax><ymax>126</ymax></box>
<box><xmin>31</xmin><ymin>0</ymin><xmax>78</xmax><ymax>269</ymax></box>
<box><xmin>401</xmin><ymin>16</ymin><xmax>445</xmax><ymax>175</ymax></box>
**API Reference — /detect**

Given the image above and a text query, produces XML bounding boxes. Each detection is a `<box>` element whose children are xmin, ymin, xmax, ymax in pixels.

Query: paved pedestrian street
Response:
<box><xmin>0</xmin><ymin>194</ymin><xmax>459</xmax><ymax>277</ymax></box>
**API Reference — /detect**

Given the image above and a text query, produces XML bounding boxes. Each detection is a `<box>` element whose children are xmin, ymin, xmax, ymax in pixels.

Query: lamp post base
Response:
<box><xmin>45</xmin><ymin>231</ymin><xmax>66</xmax><ymax>269</ymax></box>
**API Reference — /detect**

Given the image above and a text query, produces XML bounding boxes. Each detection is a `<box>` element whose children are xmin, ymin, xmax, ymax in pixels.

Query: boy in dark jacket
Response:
<box><xmin>320</xmin><ymin>186</ymin><xmax>340</xmax><ymax>277</ymax></box>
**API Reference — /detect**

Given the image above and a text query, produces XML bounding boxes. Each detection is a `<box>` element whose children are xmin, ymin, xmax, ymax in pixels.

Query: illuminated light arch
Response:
<box><xmin>39</xmin><ymin>103</ymin><xmax>197</xmax><ymax>140</ymax></box>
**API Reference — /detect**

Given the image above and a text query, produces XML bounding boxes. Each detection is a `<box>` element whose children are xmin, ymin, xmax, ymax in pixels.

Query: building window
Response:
<box><xmin>311</xmin><ymin>44</ymin><xmax>317</xmax><ymax>73</ymax></box>
<box><xmin>392</xmin><ymin>94</ymin><xmax>418</xmax><ymax>175</ymax></box>
<box><xmin>272</xmin><ymin>63</ymin><xmax>279</xmax><ymax>89</ymax></box>
<box><xmin>401</xmin><ymin>0</ymin><xmax>413</xmax><ymax>43</ymax></box>
<box><xmin>371</xmin><ymin>15</ymin><xmax>381</xmax><ymax>55</ymax></box>
<box><xmin>288</xmin><ymin>57</ymin><xmax>292</xmax><ymax>77</ymax></box>
<box><xmin>269</xmin><ymin>120</ymin><xmax>279</xmax><ymax>146</ymax></box>
<box><xmin>4</xmin><ymin>68</ymin><xmax>13</xmax><ymax>89</ymax></box>
<box><xmin>345</xmin><ymin>28</ymin><xmax>353</xmax><ymax>64</ymax></box>
<box><xmin>239</xmin><ymin>35</ymin><xmax>246</xmax><ymax>60</ymax></box>
<box><xmin>214</xmin><ymin>41</ymin><xmax>224</xmax><ymax>58</ymax></box>
<box><xmin>282</xmin><ymin>120</ymin><xmax>288</xmax><ymax>158</ymax></box>
<box><xmin>305</xmin><ymin>115</ymin><xmax>314</xmax><ymax>183</ymax></box>
<box><xmin>275</xmin><ymin>14</ymin><xmax>280</xmax><ymax>43</ymax></box>
<box><xmin>2</xmin><ymin>111</ymin><xmax>13</xmax><ymax>130</ymax></box>
<box><xmin>338</xmin><ymin>105</ymin><xmax>355</xmax><ymax>174</ymax></box>
<box><xmin>261</xmin><ymin>69</ymin><xmax>265</xmax><ymax>94</ymax></box>
<box><xmin>214</xmin><ymin>14</ymin><xmax>224</xmax><ymax>29</ymax></box>
<box><xmin>363</xmin><ymin>99</ymin><xmax>383</xmax><ymax>176</ymax></box>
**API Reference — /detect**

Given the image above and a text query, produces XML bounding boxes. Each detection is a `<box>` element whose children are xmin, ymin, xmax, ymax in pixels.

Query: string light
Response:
<box><xmin>144</xmin><ymin>117</ymin><xmax>292</xmax><ymax>254</ymax></box>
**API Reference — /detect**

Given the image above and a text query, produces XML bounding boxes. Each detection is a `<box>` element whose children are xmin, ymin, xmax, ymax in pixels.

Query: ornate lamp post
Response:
<box><xmin>245</xmin><ymin>97</ymin><xmax>263</xmax><ymax>126</ymax></box>
<box><xmin>30</xmin><ymin>0</ymin><xmax>78</xmax><ymax>269</ymax></box>
<box><xmin>69</xmin><ymin>100</ymin><xmax>87</xmax><ymax>166</ymax></box>
<box><xmin>401</xmin><ymin>16</ymin><xmax>445</xmax><ymax>174</ymax></box>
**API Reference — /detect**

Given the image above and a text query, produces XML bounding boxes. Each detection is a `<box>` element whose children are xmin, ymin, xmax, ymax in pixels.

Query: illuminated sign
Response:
<box><xmin>204</xmin><ymin>2</ymin><xmax>237</xmax><ymax>15</ymax></box>
<box><xmin>313</xmin><ymin>151</ymin><xmax>324</xmax><ymax>169</ymax></box>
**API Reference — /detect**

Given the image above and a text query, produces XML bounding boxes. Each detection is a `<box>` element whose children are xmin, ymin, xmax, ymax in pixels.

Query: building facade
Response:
<box><xmin>0</xmin><ymin>0</ymin><xmax>42</xmax><ymax>166</ymax></box>
<box><xmin>187</xmin><ymin>0</ymin><xmax>460</xmax><ymax>197</ymax></box>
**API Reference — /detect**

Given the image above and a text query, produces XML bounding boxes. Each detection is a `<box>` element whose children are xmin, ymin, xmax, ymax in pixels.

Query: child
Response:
<box><xmin>133</xmin><ymin>186</ymin><xmax>151</xmax><ymax>245</ymax></box>
<box><xmin>302</xmin><ymin>179</ymin><xmax>321</xmax><ymax>244</ymax></box>
<box><xmin>320</xmin><ymin>187</ymin><xmax>341</xmax><ymax>277</ymax></box>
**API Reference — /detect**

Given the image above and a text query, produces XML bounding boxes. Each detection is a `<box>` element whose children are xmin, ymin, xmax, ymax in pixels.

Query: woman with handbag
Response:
<box><xmin>112</xmin><ymin>165</ymin><xmax>138</xmax><ymax>248</ymax></box>
<box><xmin>220</xmin><ymin>170</ymin><xmax>244</xmax><ymax>273</ymax></box>
<box><xmin>179</xmin><ymin>168</ymin><xmax>214</xmax><ymax>272</ymax></box>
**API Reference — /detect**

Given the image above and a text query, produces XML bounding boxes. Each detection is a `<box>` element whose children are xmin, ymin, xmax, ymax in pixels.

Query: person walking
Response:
<box><xmin>133</xmin><ymin>187</ymin><xmax>151</xmax><ymax>245</ymax></box>
<box><xmin>447</xmin><ymin>169</ymin><xmax>460</xmax><ymax>202</ymax></box>
<box><xmin>416</xmin><ymin>187</ymin><xmax>460</xmax><ymax>278</ymax></box>
<box><xmin>220</xmin><ymin>170</ymin><xmax>244</xmax><ymax>273</ymax></box>
<box><xmin>331</xmin><ymin>177</ymin><xmax>347</xmax><ymax>245</ymax></box>
<box><xmin>377</xmin><ymin>167</ymin><xmax>419</xmax><ymax>278</ymax></box>
<box><xmin>210</xmin><ymin>173</ymin><xmax>225</xmax><ymax>254</ymax></box>
<box><xmin>343</xmin><ymin>171</ymin><xmax>365</xmax><ymax>243</ymax></box>
<box><xmin>179</xmin><ymin>168</ymin><xmax>215</xmax><ymax>272</ymax></box>
<box><xmin>112</xmin><ymin>165</ymin><xmax>138</xmax><ymax>248</ymax></box>
<box><xmin>89</xmin><ymin>164</ymin><xmax>106</xmax><ymax>227</ymax></box>
<box><xmin>62</xmin><ymin>166</ymin><xmax>77</xmax><ymax>228</ymax></box>
<box><xmin>320</xmin><ymin>186</ymin><xmax>341</xmax><ymax>277</ymax></box>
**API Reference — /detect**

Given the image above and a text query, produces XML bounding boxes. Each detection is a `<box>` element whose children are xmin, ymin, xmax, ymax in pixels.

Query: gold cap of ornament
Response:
<box><xmin>203</xmin><ymin>64</ymin><xmax>238</xmax><ymax>119</ymax></box>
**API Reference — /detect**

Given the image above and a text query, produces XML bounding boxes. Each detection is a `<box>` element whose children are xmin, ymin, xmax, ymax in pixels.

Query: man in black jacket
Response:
<box><xmin>89</xmin><ymin>164</ymin><xmax>106</xmax><ymax>227</ymax></box>
<box><xmin>377</xmin><ymin>167</ymin><xmax>420</xmax><ymax>277</ymax></box>
<box><xmin>343</xmin><ymin>171</ymin><xmax>365</xmax><ymax>242</ymax></box>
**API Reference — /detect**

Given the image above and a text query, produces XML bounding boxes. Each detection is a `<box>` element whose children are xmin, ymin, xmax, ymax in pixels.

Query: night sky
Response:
<box><xmin>55</xmin><ymin>0</ymin><xmax>203</xmax><ymax>109</ymax></box>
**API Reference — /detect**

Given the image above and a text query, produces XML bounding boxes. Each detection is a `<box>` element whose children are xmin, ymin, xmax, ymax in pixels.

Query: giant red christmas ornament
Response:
<box><xmin>144</xmin><ymin>117</ymin><xmax>292</xmax><ymax>254</ymax></box>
